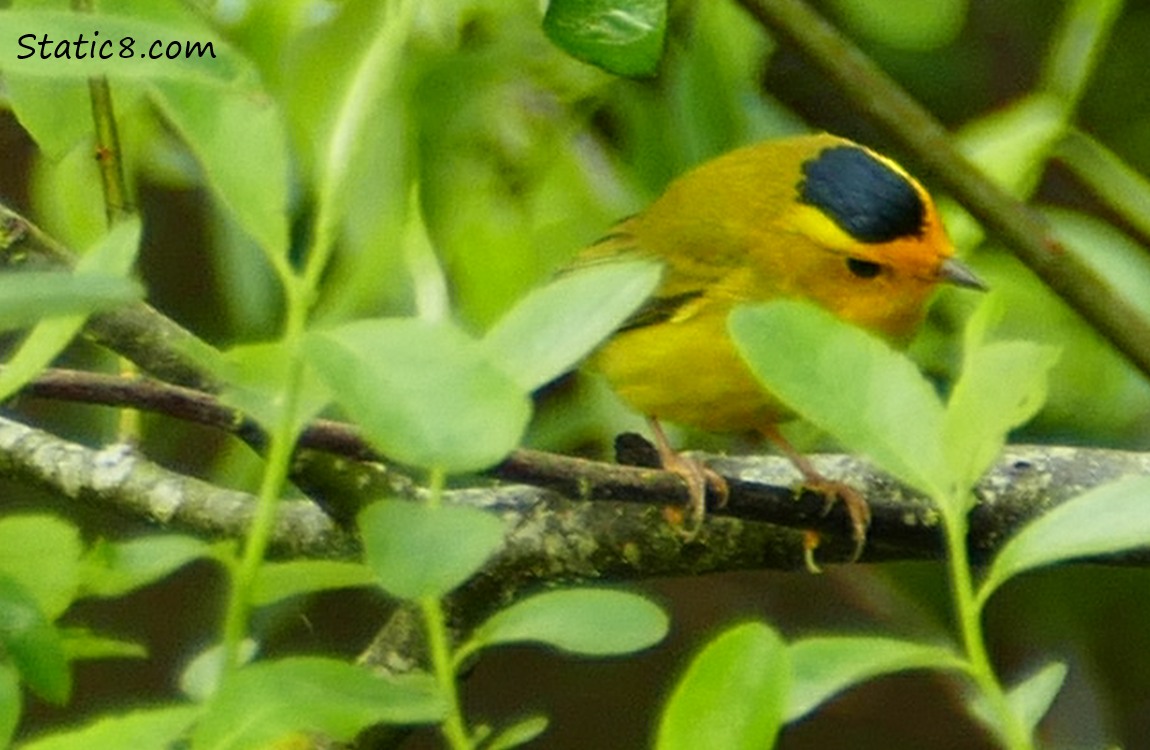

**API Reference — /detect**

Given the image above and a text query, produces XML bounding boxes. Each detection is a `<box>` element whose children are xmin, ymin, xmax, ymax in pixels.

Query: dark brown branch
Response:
<box><xmin>15</xmin><ymin>367</ymin><xmax>1150</xmax><ymax>567</ymax></box>
<box><xmin>5</xmin><ymin>395</ymin><xmax>1150</xmax><ymax>573</ymax></box>
<box><xmin>735</xmin><ymin>0</ymin><xmax>1150</xmax><ymax>382</ymax></box>
<box><xmin>13</xmin><ymin>367</ymin><xmax>894</xmax><ymax>548</ymax></box>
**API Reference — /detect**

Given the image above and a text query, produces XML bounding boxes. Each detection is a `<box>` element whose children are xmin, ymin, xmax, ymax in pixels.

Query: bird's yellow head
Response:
<box><xmin>769</xmin><ymin>135</ymin><xmax>982</xmax><ymax>341</ymax></box>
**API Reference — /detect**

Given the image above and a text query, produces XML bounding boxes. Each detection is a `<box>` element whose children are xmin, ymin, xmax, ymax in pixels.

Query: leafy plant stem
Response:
<box><xmin>420</xmin><ymin>467</ymin><xmax>472</xmax><ymax>749</ymax></box>
<box><xmin>300</xmin><ymin>0</ymin><xmax>416</xmax><ymax>298</ymax></box>
<box><xmin>219</xmin><ymin>354</ymin><xmax>304</xmax><ymax>675</ymax></box>
<box><xmin>421</xmin><ymin>596</ymin><xmax>471</xmax><ymax>749</ymax></box>
<box><xmin>942</xmin><ymin>503</ymin><xmax>1032</xmax><ymax>750</ymax></box>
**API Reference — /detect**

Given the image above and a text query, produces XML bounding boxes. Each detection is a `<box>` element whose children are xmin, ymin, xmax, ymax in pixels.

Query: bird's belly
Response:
<box><xmin>591</xmin><ymin>309</ymin><xmax>790</xmax><ymax>433</ymax></box>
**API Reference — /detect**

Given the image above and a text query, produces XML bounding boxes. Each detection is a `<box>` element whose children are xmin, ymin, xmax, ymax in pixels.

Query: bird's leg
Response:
<box><xmin>648</xmin><ymin>418</ymin><xmax>729</xmax><ymax>537</ymax></box>
<box><xmin>762</xmin><ymin>425</ymin><xmax>870</xmax><ymax>565</ymax></box>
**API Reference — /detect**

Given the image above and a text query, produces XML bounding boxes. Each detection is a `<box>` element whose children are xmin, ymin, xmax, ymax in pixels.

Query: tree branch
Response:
<box><xmin>11</xmin><ymin>369</ymin><xmax>1150</xmax><ymax>569</ymax></box>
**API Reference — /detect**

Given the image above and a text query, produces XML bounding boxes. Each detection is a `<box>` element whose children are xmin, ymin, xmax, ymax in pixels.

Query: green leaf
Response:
<box><xmin>3</xmin><ymin>76</ymin><xmax>91</xmax><ymax>158</ymax></box>
<box><xmin>306</xmin><ymin>318</ymin><xmax>531</xmax><ymax>473</ymax></box>
<box><xmin>191</xmin><ymin>657</ymin><xmax>445</xmax><ymax>750</ymax></box>
<box><xmin>0</xmin><ymin>272</ymin><xmax>140</xmax><ymax>332</ymax></box>
<box><xmin>485</xmin><ymin>715</ymin><xmax>550</xmax><ymax>750</ymax></box>
<box><xmin>60</xmin><ymin>628</ymin><xmax>147</xmax><ymax>661</ymax></box>
<box><xmin>943</xmin><ymin>341</ymin><xmax>1057</xmax><ymax>493</ymax></box>
<box><xmin>966</xmin><ymin>661</ymin><xmax>1067</xmax><ymax>745</ymax></box>
<box><xmin>179</xmin><ymin>640</ymin><xmax>258</xmax><ymax>703</ymax></box>
<box><xmin>0</xmin><ymin>515</ymin><xmax>82</xmax><ymax>620</ymax></box>
<box><xmin>656</xmin><ymin>622</ymin><xmax>787</xmax><ymax>750</ymax></box>
<box><xmin>151</xmin><ymin>81</ymin><xmax>290</xmax><ymax>257</ymax></box>
<box><xmin>358</xmin><ymin>500</ymin><xmax>505</xmax><ymax>601</ymax></box>
<box><xmin>0</xmin><ymin>663</ymin><xmax>20</xmax><ymax>750</ymax></box>
<box><xmin>251</xmin><ymin>561</ymin><xmax>378</xmax><ymax>608</ymax></box>
<box><xmin>0</xmin><ymin>11</ymin><xmax>251</xmax><ymax>86</ymax></box>
<box><xmin>979</xmin><ymin>476</ymin><xmax>1150</xmax><ymax>601</ymax></box>
<box><xmin>483</xmin><ymin>261</ymin><xmax>661</xmax><ymax>390</ymax></box>
<box><xmin>543</xmin><ymin>0</ymin><xmax>667</xmax><ymax>77</ymax></box>
<box><xmin>79</xmin><ymin>536</ymin><xmax>212</xmax><ymax>599</ymax></box>
<box><xmin>943</xmin><ymin>296</ymin><xmax>1059</xmax><ymax>498</ymax></box>
<box><xmin>786</xmin><ymin>636</ymin><xmax>966</xmax><ymax>722</ymax></box>
<box><xmin>1008</xmin><ymin>661</ymin><xmax>1067</xmax><ymax>733</ymax></box>
<box><xmin>470</xmin><ymin>589</ymin><xmax>668</xmax><ymax>657</ymax></box>
<box><xmin>217</xmin><ymin>341</ymin><xmax>332</xmax><ymax>436</ymax></box>
<box><xmin>1041</xmin><ymin>0</ymin><xmax>1123</xmax><ymax>105</ymax></box>
<box><xmin>0</xmin><ymin>217</ymin><xmax>142</xmax><ymax>401</ymax></box>
<box><xmin>729</xmin><ymin>300</ymin><xmax>948</xmax><ymax>497</ymax></box>
<box><xmin>17</xmin><ymin>705</ymin><xmax>201</xmax><ymax>750</ymax></box>
<box><xmin>0</xmin><ymin>575</ymin><xmax>70</xmax><ymax>704</ymax></box>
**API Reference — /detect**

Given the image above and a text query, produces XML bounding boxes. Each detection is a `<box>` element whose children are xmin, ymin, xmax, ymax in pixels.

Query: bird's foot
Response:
<box><xmin>648</xmin><ymin>419</ymin><xmax>728</xmax><ymax>539</ymax></box>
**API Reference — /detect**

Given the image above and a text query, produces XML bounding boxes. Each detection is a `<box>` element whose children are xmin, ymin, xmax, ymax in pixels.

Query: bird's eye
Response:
<box><xmin>847</xmin><ymin>258</ymin><xmax>882</xmax><ymax>279</ymax></box>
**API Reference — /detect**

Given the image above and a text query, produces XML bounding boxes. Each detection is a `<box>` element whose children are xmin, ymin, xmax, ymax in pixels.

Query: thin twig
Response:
<box><xmin>74</xmin><ymin>0</ymin><xmax>132</xmax><ymax>225</ymax></box>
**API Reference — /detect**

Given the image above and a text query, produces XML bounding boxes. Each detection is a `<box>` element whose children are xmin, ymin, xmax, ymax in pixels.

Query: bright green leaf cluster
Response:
<box><xmin>729</xmin><ymin>296</ymin><xmax>1060</xmax><ymax>523</ymax></box>
<box><xmin>0</xmin><ymin>516</ymin><xmax>220</xmax><ymax>749</ymax></box>
<box><xmin>719</xmin><ymin>294</ymin><xmax>1150</xmax><ymax>745</ymax></box>
<box><xmin>300</xmin><ymin>260</ymin><xmax>659</xmax><ymax>474</ymax></box>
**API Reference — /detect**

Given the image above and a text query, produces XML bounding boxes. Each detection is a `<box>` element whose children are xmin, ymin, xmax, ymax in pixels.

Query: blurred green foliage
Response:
<box><xmin>3</xmin><ymin>0</ymin><xmax>1150</xmax><ymax>747</ymax></box>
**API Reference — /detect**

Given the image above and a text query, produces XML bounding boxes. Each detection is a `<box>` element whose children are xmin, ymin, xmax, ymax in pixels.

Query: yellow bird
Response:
<box><xmin>581</xmin><ymin>133</ymin><xmax>984</xmax><ymax>556</ymax></box>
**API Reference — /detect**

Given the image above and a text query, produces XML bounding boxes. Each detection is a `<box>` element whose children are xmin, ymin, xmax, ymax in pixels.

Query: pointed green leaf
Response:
<box><xmin>656</xmin><ymin>622</ymin><xmax>787</xmax><ymax>750</ymax></box>
<box><xmin>1009</xmin><ymin>661</ymin><xmax>1067</xmax><ymax>732</ymax></box>
<box><xmin>543</xmin><ymin>0</ymin><xmax>667</xmax><ymax>77</ymax></box>
<box><xmin>151</xmin><ymin>81</ymin><xmax>290</xmax><ymax>257</ymax></box>
<box><xmin>967</xmin><ymin>661</ymin><xmax>1067</xmax><ymax>744</ymax></box>
<box><xmin>944</xmin><ymin>318</ymin><xmax>1059</xmax><ymax>498</ymax></box>
<box><xmin>0</xmin><ymin>217</ymin><xmax>142</xmax><ymax>401</ymax></box>
<box><xmin>251</xmin><ymin>561</ymin><xmax>377</xmax><ymax>608</ymax></box>
<box><xmin>0</xmin><ymin>515</ymin><xmax>82</xmax><ymax>620</ymax></box>
<box><xmin>358</xmin><ymin>500</ymin><xmax>506</xmax><ymax>601</ymax></box>
<box><xmin>0</xmin><ymin>575</ymin><xmax>70</xmax><ymax>704</ymax></box>
<box><xmin>786</xmin><ymin>636</ymin><xmax>966</xmax><ymax>722</ymax></box>
<box><xmin>1041</xmin><ymin>0</ymin><xmax>1123</xmax><ymax>105</ymax></box>
<box><xmin>218</xmin><ymin>341</ymin><xmax>332</xmax><ymax>436</ymax></box>
<box><xmin>191</xmin><ymin>657</ymin><xmax>445</xmax><ymax>750</ymax></box>
<box><xmin>730</xmin><ymin>300</ymin><xmax>948</xmax><ymax>497</ymax></box>
<box><xmin>3</xmin><ymin>76</ymin><xmax>91</xmax><ymax>158</ymax></box>
<box><xmin>484</xmin><ymin>261</ymin><xmax>661</xmax><ymax>390</ymax></box>
<box><xmin>60</xmin><ymin>629</ymin><xmax>146</xmax><ymax>661</ymax></box>
<box><xmin>307</xmin><ymin>318</ymin><xmax>531</xmax><ymax>473</ymax></box>
<box><xmin>979</xmin><ymin>476</ymin><xmax>1150</xmax><ymax>601</ymax></box>
<box><xmin>0</xmin><ymin>272</ymin><xmax>140</xmax><ymax>332</ymax></box>
<box><xmin>17</xmin><ymin>705</ymin><xmax>202</xmax><ymax>750</ymax></box>
<box><xmin>79</xmin><ymin>535</ymin><xmax>212</xmax><ymax>599</ymax></box>
<box><xmin>471</xmin><ymin>589</ymin><xmax>668</xmax><ymax>656</ymax></box>
<box><xmin>486</xmin><ymin>715</ymin><xmax>550</xmax><ymax>750</ymax></box>
<box><xmin>179</xmin><ymin>640</ymin><xmax>258</xmax><ymax>703</ymax></box>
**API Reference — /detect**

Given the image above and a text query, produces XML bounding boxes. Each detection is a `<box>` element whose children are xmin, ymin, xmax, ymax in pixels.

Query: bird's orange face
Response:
<box><xmin>583</xmin><ymin>134</ymin><xmax>984</xmax><ymax>432</ymax></box>
<box><xmin>771</xmin><ymin>141</ymin><xmax>979</xmax><ymax>342</ymax></box>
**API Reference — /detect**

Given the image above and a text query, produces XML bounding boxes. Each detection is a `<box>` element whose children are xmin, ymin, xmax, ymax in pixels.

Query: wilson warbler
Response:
<box><xmin>580</xmin><ymin>133</ymin><xmax>984</xmax><ymax>557</ymax></box>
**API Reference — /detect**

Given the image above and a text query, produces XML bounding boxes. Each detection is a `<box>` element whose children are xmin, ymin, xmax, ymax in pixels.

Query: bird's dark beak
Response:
<box><xmin>939</xmin><ymin>257</ymin><xmax>988</xmax><ymax>291</ymax></box>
